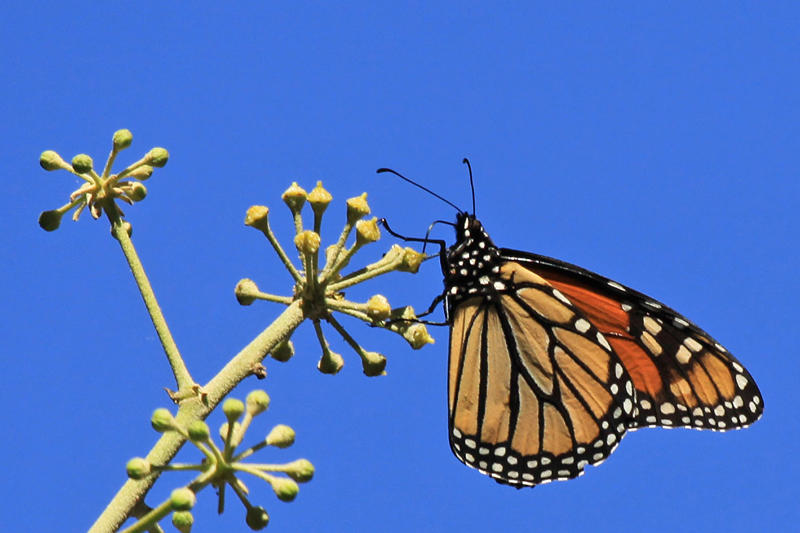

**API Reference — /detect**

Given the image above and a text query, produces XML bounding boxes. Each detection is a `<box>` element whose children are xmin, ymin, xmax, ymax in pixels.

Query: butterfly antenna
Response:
<box><xmin>376</xmin><ymin>167</ymin><xmax>464</xmax><ymax>214</ymax></box>
<box><xmin>462</xmin><ymin>158</ymin><xmax>476</xmax><ymax>215</ymax></box>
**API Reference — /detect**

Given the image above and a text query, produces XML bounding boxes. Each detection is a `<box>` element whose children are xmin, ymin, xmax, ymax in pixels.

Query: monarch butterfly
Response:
<box><xmin>378</xmin><ymin>161</ymin><xmax>763</xmax><ymax>487</ymax></box>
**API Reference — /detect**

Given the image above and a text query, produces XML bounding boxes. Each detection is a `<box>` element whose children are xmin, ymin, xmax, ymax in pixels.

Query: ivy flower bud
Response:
<box><xmin>71</xmin><ymin>154</ymin><xmax>94</xmax><ymax>174</ymax></box>
<box><xmin>128</xmin><ymin>182</ymin><xmax>147</xmax><ymax>202</ymax></box>
<box><xmin>244</xmin><ymin>206</ymin><xmax>270</xmax><ymax>232</ymax></box>
<box><xmin>294</xmin><ymin>230</ymin><xmax>321</xmax><ymax>255</ymax></box>
<box><xmin>246</xmin><ymin>506</ymin><xmax>270</xmax><ymax>530</ymax></box>
<box><xmin>355</xmin><ymin>217</ymin><xmax>380</xmax><ymax>246</ymax></box>
<box><xmin>346</xmin><ymin>193</ymin><xmax>370</xmax><ymax>224</ymax></box>
<box><xmin>308</xmin><ymin>181</ymin><xmax>332</xmax><ymax>216</ymax></box>
<box><xmin>126</xmin><ymin>457</ymin><xmax>151</xmax><ymax>480</ymax></box>
<box><xmin>128</xmin><ymin>164</ymin><xmax>153</xmax><ymax>180</ymax></box>
<box><xmin>172</xmin><ymin>511</ymin><xmax>194</xmax><ymax>533</ymax></box>
<box><xmin>235</xmin><ymin>278</ymin><xmax>260</xmax><ymax>305</ymax></box>
<box><xmin>366</xmin><ymin>294</ymin><xmax>391</xmax><ymax>321</ymax></box>
<box><xmin>246</xmin><ymin>389</ymin><xmax>271</xmax><ymax>415</ymax></box>
<box><xmin>285</xmin><ymin>458</ymin><xmax>315</xmax><ymax>482</ymax></box>
<box><xmin>38</xmin><ymin>210</ymin><xmax>63</xmax><ymax>231</ymax></box>
<box><xmin>271</xmin><ymin>477</ymin><xmax>299</xmax><ymax>502</ymax></box>
<box><xmin>187</xmin><ymin>420</ymin><xmax>210</xmax><ymax>443</ymax></box>
<box><xmin>282</xmin><ymin>182</ymin><xmax>307</xmax><ymax>213</ymax></box>
<box><xmin>362</xmin><ymin>350</ymin><xmax>387</xmax><ymax>376</ymax></box>
<box><xmin>403</xmin><ymin>323</ymin><xmax>435</xmax><ymax>349</ymax></box>
<box><xmin>265</xmin><ymin>424</ymin><xmax>295</xmax><ymax>448</ymax></box>
<box><xmin>223</xmin><ymin>398</ymin><xmax>245</xmax><ymax>422</ymax></box>
<box><xmin>399</xmin><ymin>247</ymin><xmax>425</xmax><ymax>273</ymax></box>
<box><xmin>146</xmin><ymin>147</ymin><xmax>169</xmax><ymax>167</ymax></box>
<box><xmin>170</xmin><ymin>488</ymin><xmax>196</xmax><ymax>511</ymax></box>
<box><xmin>270</xmin><ymin>339</ymin><xmax>294</xmax><ymax>362</ymax></box>
<box><xmin>317</xmin><ymin>348</ymin><xmax>344</xmax><ymax>375</ymax></box>
<box><xmin>151</xmin><ymin>408</ymin><xmax>176</xmax><ymax>432</ymax></box>
<box><xmin>112</xmin><ymin>129</ymin><xmax>133</xmax><ymax>150</ymax></box>
<box><xmin>39</xmin><ymin>150</ymin><xmax>69</xmax><ymax>171</ymax></box>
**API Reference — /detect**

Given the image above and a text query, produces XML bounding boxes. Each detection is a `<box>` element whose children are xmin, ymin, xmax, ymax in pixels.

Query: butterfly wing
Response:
<box><xmin>447</xmin><ymin>261</ymin><xmax>636</xmax><ymax>486</ymax></box>
<box><xmin>501</xmin><ymin>249</ymin><xmax>765</xmax><ymax>432</ymax></box>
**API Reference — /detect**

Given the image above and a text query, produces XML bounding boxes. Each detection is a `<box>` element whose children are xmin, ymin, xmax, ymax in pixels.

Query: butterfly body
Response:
<box><xmin>442</xmin><ymin>212</ymin><xmax>763</xmax><ymax>487</ymax></box>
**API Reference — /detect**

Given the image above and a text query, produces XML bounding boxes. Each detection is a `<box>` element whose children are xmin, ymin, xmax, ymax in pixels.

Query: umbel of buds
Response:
<box><xmin>240</xmin><ymin>182</ymin><xmax>434</xmax><ymax>376</ymax></box>
<box><xmin>37</xmin><ymin>129</ymin><xmax>169</xmax><ymax>231</ymax></box>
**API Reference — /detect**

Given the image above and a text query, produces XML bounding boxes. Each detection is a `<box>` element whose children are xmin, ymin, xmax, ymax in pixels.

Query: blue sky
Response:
<box><xmin>3</xmin><ymin>3</ymin><xmax>798</xmax><ymax>531</ymax></box>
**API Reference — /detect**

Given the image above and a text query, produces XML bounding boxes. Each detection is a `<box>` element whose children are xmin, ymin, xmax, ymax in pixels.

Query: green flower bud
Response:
<box><xmin>403</xmin><ymin>323</ymin><xmax>435</xmax><ymax>349</ymax></box>
<box><xmin>38</xmin><ymin>210</ymin><xmax>63</xmax><ymax>231</ymax></box>
<box><xmin>187</xmin><ymin>420</ymin><xmax>210</xmax><ymax>443</ymax></box>
<box><xmin>234</xmin><ymin>278</ymin><xmax>260</xmax><ymax>305</ymax></box>
<box><xmin>128</xmin><ymin>164</ymin><xmax>153</xmax><ymax>180</ymax></box>
<box><xmin>265</xmin><ymin>424</ymin><xmax>295</xmax><ymax>448</ymax></box>
<box><xmin>282</xmin><ymin>182</ymin><xmax>307</xmax><ymax>213</ymax></box>
<box><xmin>355</xmin><ymin>217</ymin><xmax>380</xmax><ymax>246</ymax></box>
<box><xmin>246</xmin><ymin>389</ymin><xmax>271</xmax><ymax>415</ymax></box>
<box><xmin>366</xmin><ymin>294</ymin><xmax>391</xmax><ymax>321</ymax></box>
<box><xmin>244</xmin><ymin>206</ymin><xmax>270</xmax><ymax>232</ymax></box>
<box><xmin>285</xmin><ymin>458</ymin><xmax>315</xmax><ymax>482</ymax></box>
<box><xmin>317</xmin><ymin>348</ymin><xmax>344</xmax><ymax>375</ymax></box>
<box><xmin>172</xmin><ymin>510</ymin><xmax>193</xmax><ymax>533</ymax></box>
<box><xmin>146</xmin><ymin>147</ymin><xmax>169</xmax><ymax>167</ymax></box>
<box><xmin>346</xmin><ymin>192</ymin><xmax>370</xmax><ymax>224</ymax></box>
<box><xmin>246</xmin><ymin>506</ymin><xmax>270</xmax><ymax>530</ymax></box>
<box><xmin>151</xmin><ymin>408</ymin><xmax>176</xmax><ymax>432</ymax></box>
<box><xmin>270</xmin><ymin>339</ymin><xmax>294</xmax><ymax>362</ymax></box>
<box><xmin>308</xmin><ymin>181</ymin><xmax>332</xmax><ymax>216</ymax></box>
<box><xmin>362</xmin><ymin>351</ymin><xmax>387</xmax><ymax>377</ymax></box>
<box><xmin>125</xmin><ymin>457</ymin><xmax>151</xmax><ymax>480</ymax></box>
<box><xmin>294</xmin><ymin>230</ymin><xmax>321</xmax><ymax>255</ymax></box>
<box><xmin>271</xmin><ymin>477</ymin><xmax>299</xmax><ymax>502</ymax></box>
<box><xmin>71</xmin><ymin>154</ymin><xmax>94</xmax><ymax>174</ymax></box>
<box><xmin>127</xmin><ymin>182</ymin><xmax>147</xmax><ymax>202</ymax></box>
<box><xmin>223</xmin><ymin>398</ymin><xmax>245</xmax><ymax>422</ymax></box>
<box><xmin>399</xmin><ymin>247</ymin><xmax>425</xmax><ymax>273</ymax></box>
<box><xmin>39</xmin><ymin>150</ymin><xmax>69</xmax><ymax>171</ymax></box>
<box><xmin>113</xmin><ymin>129</ymin><xmax>133</xmax><ymax>150</ymax></box>
<box><xmin>170</xmin><ymin>488</ymin><xmax>196</xmax><ymax>511</ymax></box>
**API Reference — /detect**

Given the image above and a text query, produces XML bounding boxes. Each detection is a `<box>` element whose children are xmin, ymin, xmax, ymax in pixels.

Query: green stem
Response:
<box><xmin>88</xmin><ymin>300</ymin><xmax>305</xmax><ymax>533</ymax></box>
<box><xmin>106</xmin><ymin>206</ymin><xmax>195</xmax><ymax>393</ymax></box>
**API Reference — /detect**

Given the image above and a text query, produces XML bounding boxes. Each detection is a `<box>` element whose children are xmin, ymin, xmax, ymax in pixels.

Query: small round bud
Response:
<box><xmin>187</xmin><ymin>420</ymin><xmax>210</xmax><ymax>443</ymax></box>
<box><xmin>271</xmin><ymin>477</ymin><xmax>299</xmax><ymax>502</ymax></box>
<box><xmin>235</xmin><ymin>278</ymin><xmax>260</xmax><ymax>305</ymax></box>
<box><xmin>111</xmin><ymin>221</ymin><xmax>133</xmax><ymax>240</ymax></box>
<box><xmin>346</xmin><ymin>192</ymin><xmax>370</xmax><ymax>223</ymax></box>
<box><xmin>317</xmin><ymin>349</ymin><xmax>344</xmax><ymax>375</ymax></box>
<box><xmin>404</xmin><ymin>323</ymin><xmax>435</xmax><ymax>349</ymax></box>
<box><xmin>362</xmin><ymin>351</ymin><xmax>387</xmax><ymax>377</ymax></box>
<box><xmin>128</xmin><ymin>164</ymin><xmax>153</xmax><ymax>180</ymax></box>
<box><xmin>246</xmin><ymin>506</ymin><xmax>270</xmax><ymax>530</ymax></box>
<box><xmin>146</xmin><ymin>147</ymin><xmax>169</xmax><ymax>167</ymax></box>
<box><xmin>308</xmin><ymin>181</ymin><xmax>332</xmax><ymax>216</ymax></box>
<box><xmin>270</xmin><ymin>339</ymin><xmax>294</xmax><ymax>362</ymax></box>
<box><xmin>294</xmin><ymin>230</ymin><xmax>321</xmax><ymax>255</ymax></box>
<box><xmin>127</xmin><ymin>182</ymin><xmax>147</xmax><ymax>202</ymax></box>
<box><xmin>355</xmin><ymin>217</ymin><xmax>380</xmax><ymax>246</ymax></box>
<box><xmin>113</xmin><ymin>129</ymin><xmax>133</xmax><ymax>150</ymax></box>
<box><xmin>282</xmin><ymin>182</ymin><xmax>308</xmax><ymax>213</ymax></box>
<box><xmin>170</xmin><ymin>488</ymin><xmax>196</xmax><ymax>511</ymax></box>
<box><xmin>172</xmin><ymin>510</ymin><xmax>194</xmax><ymax>533</ymax></box>
<box><xmin>38</xmin><ymin>210</ymin><xmax>63</xmax><ymax>231</ymax></box>
<box><xmin>285</xmin><ymin>458</ymin><xmax>315</xmax><ymax>482</ymax></box>
<box><xmin>246</xmin><ymin>389</ymin><xmax>271</xmax><ymax>415</ymax></box>
<box><xmin>399</xmin><ymin>247</ymin><xmax>425</xmax><ymax>273</ymax></box>
<box><xmin>366</xmin><ymin>294</ymin><xmax>391</xmax><ymax>321</ymax></box>
<box><xmin>39</xmin><ymin>150</ymin><xmax>69</xmax><ymax>171</ymax></box>
<box><xmin>223</xmin><ymin>398</ymin><xmax>245</xmax><ymax>422</ymax></box>
<box><xmin>126</xmin><ymin>457</ymin><xmax>151</xmax><ymax>480</ymax></box>
<box><xmin>151</xmin><ymin>408</ymin><xmax>176</xmax><ymax>432</ymax></box>
<box><xmin>71</xmin><ymin>154</ymin><xmax>94</xmax><ymax>174</ymax></box>
<box><xmin>244</xmin><ymin>206</ymin><xmax>270</xmax><ymax>232</ymax></box>
<box><xmin>265</xmin><ymin>424</ymin><xmax>295</xmax><ymax>448</ymax></box>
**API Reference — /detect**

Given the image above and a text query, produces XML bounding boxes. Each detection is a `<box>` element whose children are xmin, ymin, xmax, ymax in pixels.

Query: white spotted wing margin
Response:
<box><xmin>446</xmin><ymin>264</ymin><xmax>638</xmax><ymax>488</ymax></box>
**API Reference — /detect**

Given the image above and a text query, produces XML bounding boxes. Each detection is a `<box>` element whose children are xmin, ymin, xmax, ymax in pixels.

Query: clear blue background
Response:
<box><xmin>3</xmin><ymin>3</ymin><xmax>797</xmax><ymax>532</ymax></box>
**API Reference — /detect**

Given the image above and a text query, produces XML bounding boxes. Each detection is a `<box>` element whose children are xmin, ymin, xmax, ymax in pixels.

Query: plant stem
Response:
<box><xmin>89</xmin><ymin>300</ymin><xmax>305</xmax><ymax>533</ymax></box>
